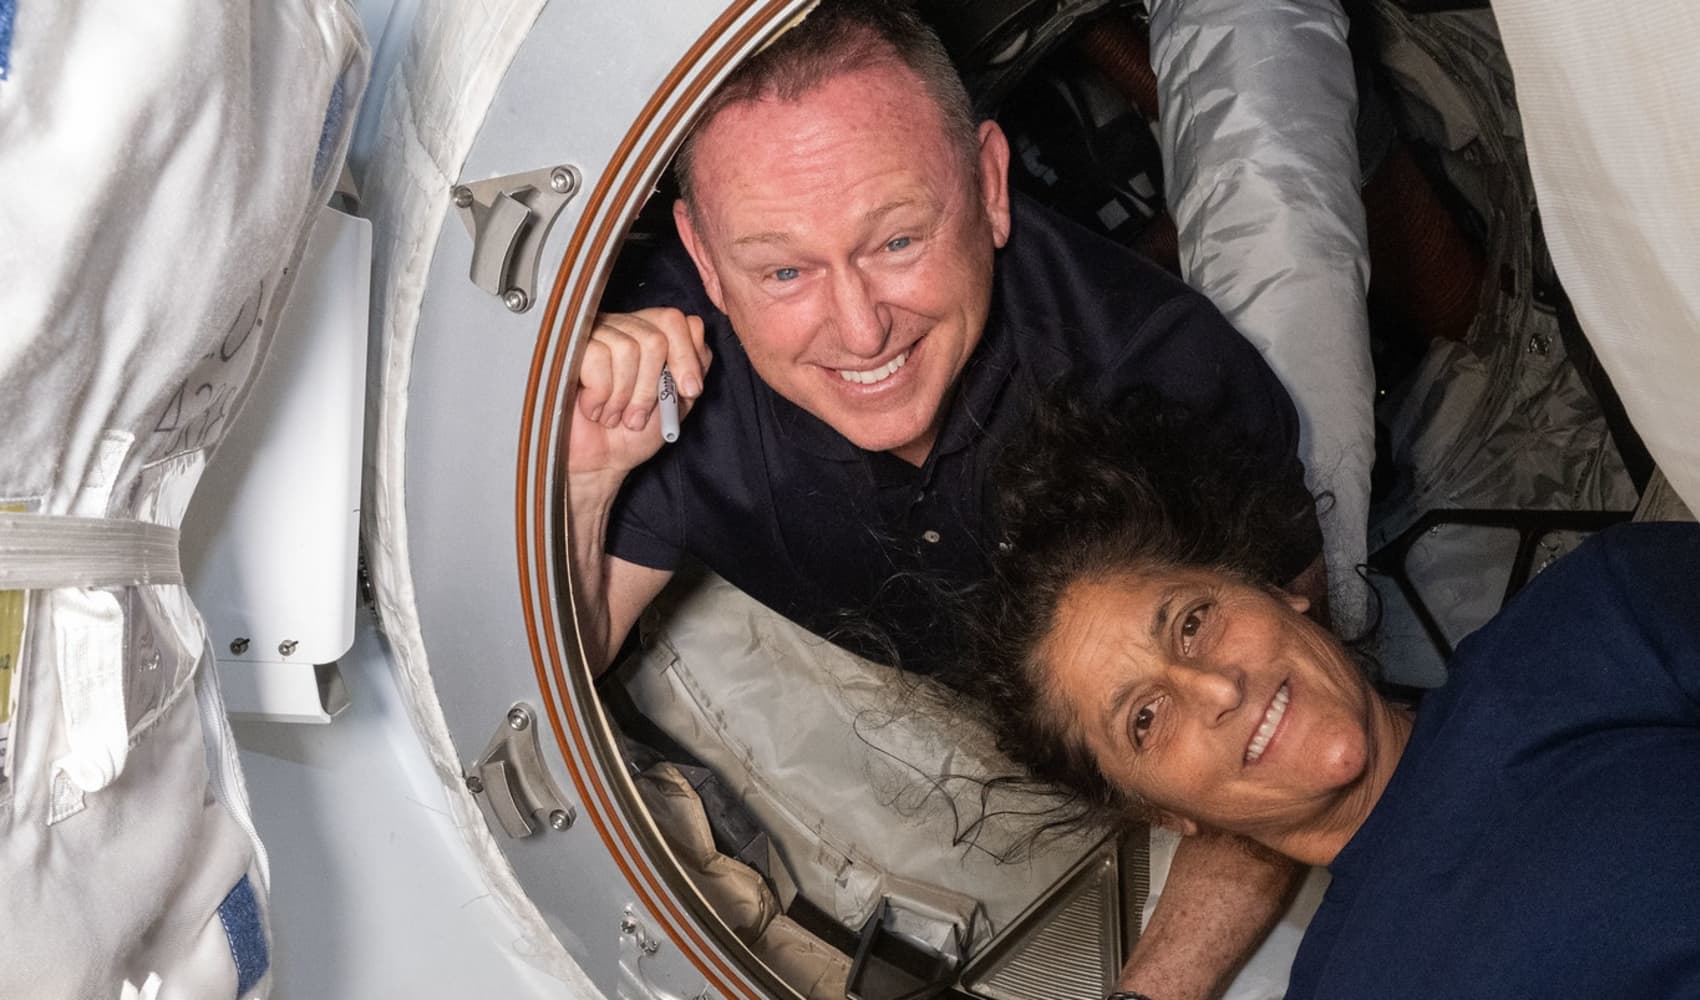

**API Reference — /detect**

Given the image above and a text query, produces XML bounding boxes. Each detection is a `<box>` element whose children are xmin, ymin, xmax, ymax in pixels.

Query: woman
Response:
<box><xmin>945</xmin><ymin>394</ymin><xmax>1700</xmax><ymax>998</ymax></box>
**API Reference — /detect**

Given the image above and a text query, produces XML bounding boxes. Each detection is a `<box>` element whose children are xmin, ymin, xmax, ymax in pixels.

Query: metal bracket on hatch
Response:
<box><xmin>451</xmin><ymin>164</ymin><xmax>581</xmax><ymax>313</ymax></box>
<box><xmin>465</xmin><ymin>703</ymin><xmax>577</xmax><ymax>838</ymax></box>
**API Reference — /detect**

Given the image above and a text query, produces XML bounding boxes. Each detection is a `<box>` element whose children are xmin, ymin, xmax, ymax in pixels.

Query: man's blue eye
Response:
<box><xmin>886</xmin><ymin>236</ymin><xmax>912</xmax><ymax>252</ymax></box>
<box><xmin>773</xmin><ymin>267</ymin><xmax>800</xmax><ymax>282</ymax></box>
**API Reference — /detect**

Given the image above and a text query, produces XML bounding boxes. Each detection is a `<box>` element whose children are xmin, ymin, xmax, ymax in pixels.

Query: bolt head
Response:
<box><xmin>465</xmin><ymin>775</ymin><xmax>485</xmax><ymax>794</ymax></box>
<box><xmin>507</xmin><ymin>707</ymin><xmax>531</xmax><ymax>731</ymax></box>
<box><xmin>277</xmin><ymin>639</ymin><xmax>299</xmax><ymax>656</ymax></box>
<box><xmin>503</xmin><ymin>288</ymin><xmax>530</xmax><ymax>312</ymax></box>
<box><xmin>620</xmin><ymin>916</ymin><xmax>639</xmax><ymax>935</ymax></box>
<box><xmin>229</xmin><ymin>637</ymin><xmax>250</xmax><ymax>655</ymax></box>
<box><xmin>452</xmin><ymin>185</ymin><xmax>473</xmax><ymax>208</ymax></box>
<box><xmin>549</xmin><ymin>166</ymin><xmax>576</xmax><ymax>194</ymax></box>
<box><xmin>549</xmin><ymin>808</ymin><xmax>573</xmax><ymax>831</ymax></box>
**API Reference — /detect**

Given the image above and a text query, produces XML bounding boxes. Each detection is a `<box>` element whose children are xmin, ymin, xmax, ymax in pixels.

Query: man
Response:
<box><xmin>568</xmin><ymin>2</ymin><xmax>1325</xmax><ymax>996</ymax></box>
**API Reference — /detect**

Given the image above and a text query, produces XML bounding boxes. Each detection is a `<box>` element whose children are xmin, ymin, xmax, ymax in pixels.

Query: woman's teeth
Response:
<box><xmin>838</xmin><ymin>350</ymin><xmax>908</xmax><ymax>385</ymax></box>
<box><xmin>1245</xmin><ymin>683</ymin><xmax>1290</xmax><ymax>763</ymax></box>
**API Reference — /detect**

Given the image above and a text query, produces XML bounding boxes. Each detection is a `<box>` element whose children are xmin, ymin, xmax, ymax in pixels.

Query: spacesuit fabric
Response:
<box><xmin>0</xmin><ymin>2</ymin><xmax>365</xmax><ymax>997</ymax></box>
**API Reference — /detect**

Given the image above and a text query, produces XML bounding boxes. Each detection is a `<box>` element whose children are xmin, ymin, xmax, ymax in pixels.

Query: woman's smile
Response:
<box><xmin>1245</xmin><ymin>681</ymin><xmax>1291</xmax><ymax>764</ymax></box>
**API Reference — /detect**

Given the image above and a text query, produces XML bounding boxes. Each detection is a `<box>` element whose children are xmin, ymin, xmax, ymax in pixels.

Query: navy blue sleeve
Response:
<box><xmin>995</xmin><ymin>195</ymin><xmax>1320</xmax><ymax>582</ymax></box>
<box><xmin>605</xmin><ymin>458</ymin><xmax>684</xmax><ymax>571</ymax></box>
<box><xmin>1450</xmin><ymin>520</ymin><xmax>1700</xmax><ymax>721</ymax></box>
<box><xmin>1098</xmin><ymin>291</ymin><xmax>1322</xmax><ymax>582</ymax></box>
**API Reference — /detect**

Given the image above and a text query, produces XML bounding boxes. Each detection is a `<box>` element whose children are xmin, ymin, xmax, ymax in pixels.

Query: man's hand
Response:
<box><xmin>565</xmin><ymin>307</ymin><xmax>710</xmax><ymax>674</ymax></box>
<box><xmin>569</xmin><ymin>307</ymin><xmax>712</xmax><ymax>477</ymax></box>
<box><xmin>1117</xmin><ymin>831</ymin><xmax>1303</xmax><ymax>1000</ymax></box>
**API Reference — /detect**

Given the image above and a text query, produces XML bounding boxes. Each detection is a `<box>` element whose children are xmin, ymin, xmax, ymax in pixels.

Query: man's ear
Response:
<box><xmin>976</xmin><ymin>120</ymin><xmax>1013</xmax><ymax>248</ymax></box>
<box><xmin>673</xmin><ymin>199</ymin><xmax>727</xmax><ymax>312</ymax></box>
<box><xmin>1152</xmin><ymin>810</ymin><xmax>1200</xmax><ymax>838</ymax></box>
<box><xmin>1278</xmin><ymin>589</ymin><xmax>1312</xmax><ymax>616</ymax></box>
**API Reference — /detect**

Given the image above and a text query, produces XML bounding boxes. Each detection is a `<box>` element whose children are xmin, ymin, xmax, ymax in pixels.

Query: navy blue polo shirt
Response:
<box><xmin>603</xmin><ymin>195</ymin><xmax>1319</xmax><ymax>672</ymax></box>
<box><xmin>1287</xmin><ymin>522</ymin><xmax>1700</xmax><ymax>998</ymax></box>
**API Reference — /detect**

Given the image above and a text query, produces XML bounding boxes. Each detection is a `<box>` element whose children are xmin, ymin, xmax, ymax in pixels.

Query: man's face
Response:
<box><xmin>1041</xmin><ymin>567</ymin><xmax>1391</xmax><ymax>850</ymax></box>
<box><xmin>674</xmin><ymin>59</ymin><xmax>1011</xmax><ymax>465</ymax></box>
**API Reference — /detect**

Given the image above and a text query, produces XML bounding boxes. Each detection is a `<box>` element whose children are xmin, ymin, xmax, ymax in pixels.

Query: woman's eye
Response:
<box><xmin>885</xmin><ymin>236</ymin><xmax>912</xmax><ymax>252</ymax></box>
<box><xmin>1132</xmin><ymin>701</ymin><xmax>1158</xmax><ymax>749</ymax></box>
<box><xmin>1131</xmin><ymin>703</ymin><xmax>1158</xmax><ymax>748</ymax></box>
<box><xmin>772</xmin><ymin>266</ymin><xmax>800</xmax><ymax>282</ymax></box>
<box><xmin>1179</xmin><ymin>604</ymin><xmax>1210</xmax><ymax>653</ymax></box>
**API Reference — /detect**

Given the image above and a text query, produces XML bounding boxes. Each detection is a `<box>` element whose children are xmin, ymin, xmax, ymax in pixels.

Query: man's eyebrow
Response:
<box><xmin>729</xmin><ymin>198</ymin><xmax>927</xmax><ymax>251</ymax></box>
<box><xmin>866</xmin><ymin>196</ymin><xmax>921</xmax><ymax>222</ymax></box>
<box><xmin>730</xmin><ymin>230</ymin><xmax>795</xmax><ymax>250</ymax></box>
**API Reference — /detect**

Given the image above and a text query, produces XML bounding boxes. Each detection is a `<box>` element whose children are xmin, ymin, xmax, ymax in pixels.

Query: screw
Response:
<box><xmin>229</xmin><ymin>637</ymin><xmax>250</xmax><ymax>655</ymax></box>
<box><xmin>507</xmin><ymin>706</ymin><xmax>531</xmax><ymax>731</ymax></box>
<box><xmin>549</xmin><ymin>808</ymin><xmax>573</xmax><ymax>831</ymax></box>
<box><xmin>549</xmin><ymin>166</ymin><xmax>577</xmax><ymax>195</ymax></box>
<box><xmin>620</xmin><ymin>915</ymin><xmax>639</xmax><ymax>935</ymax></box>
<box><xmin>278</xmin><ymin>639</ymin><xmax>299</xmax><ymax>656</ymax></box>
<box><xmin>465</xmin><ymin>774</ymin><xmax>484</xmax><ymax>794</ymax></box>
<box><xmin>452</xmin><ymin>185</ymin><xmax>473</xmax><ymax>208</ymax></box>
<box><xmin>641</xmin><ymin>938</ymin><xmax>661</xmax><ymax>956</ymax></box>
<box><xmin>503</xmin><ymin>288</ymin><xmax>530</xmax><ymax>312</ymax></box>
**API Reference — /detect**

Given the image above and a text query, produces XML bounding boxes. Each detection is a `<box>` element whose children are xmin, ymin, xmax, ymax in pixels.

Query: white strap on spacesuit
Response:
<box><xmin>0</xmin><ymin>512</ymin><xmax>181</xmax><ymax>590</ymax></box>
<box><xmin>0</xmin><ymin>511</ymin><xmax>184</xmax><ymax>799</ymax></box>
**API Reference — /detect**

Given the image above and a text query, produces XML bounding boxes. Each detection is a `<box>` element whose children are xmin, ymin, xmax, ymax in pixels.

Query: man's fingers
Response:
<box><xmin>576</xmin><ymin>339</ymin><xmax>614</xmax><ymax>424</ymax></box>
<box><xmin>587</xmin><ymin>308</ymin><xmax>709</xmax><ymax>434</ymax></box>
<box><xmin>624</xmin><ymin>327</ymin><xmax>669</xmax><ymax>431</ymax></box>
<box><xmin>664</xmin><ymin>313</ymin><xmax>709</xmax><ymax>399</ymax></box>
<box><xmin>688</xmin><ymin>313</ymin><xmax>713</xmax><ymax>397</ymax></box>
<box><xmin>596</xmin><ymin>327</ymin><xmax>643</xmax><ymax>427</ymax></box>
<box><xmin>599</xmin><ymin>311</ymin><xmax>676</xmax><ymax>430</ymax></box>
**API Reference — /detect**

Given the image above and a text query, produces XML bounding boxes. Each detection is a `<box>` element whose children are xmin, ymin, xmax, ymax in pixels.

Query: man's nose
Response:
<box><xmin>1173</xmin><ymin>661</ymin><xmax>1244</xmax><ymax>726</ymax></box>
<box><xmin>830</xmin><ymin>265</ymin><xmax>890</xmax><ymax>358</ymax></box>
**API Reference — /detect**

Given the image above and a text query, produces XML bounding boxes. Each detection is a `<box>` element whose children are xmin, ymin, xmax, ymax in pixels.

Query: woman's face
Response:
<box><xmin>1040</xmin><ymin>567</ymin><xmax>1386</xmax><ymax>848</ymax></box>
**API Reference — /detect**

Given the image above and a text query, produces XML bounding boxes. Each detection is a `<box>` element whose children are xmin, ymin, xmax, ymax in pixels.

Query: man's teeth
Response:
<box><xmin>1245</xmin><ymin>683</ymin><xmax>1290</xmax><ymax>763</ymax></box>
<box><xmin>838</xmin><ymin>351</ymin><xmax>908</xmax><ymax>385</ymax></box>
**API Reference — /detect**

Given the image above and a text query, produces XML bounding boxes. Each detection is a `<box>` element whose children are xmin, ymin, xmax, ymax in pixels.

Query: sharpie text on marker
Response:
<box><xmin>657</xmin><ymin>367</ymin><xmax>681</xmax><ymax>443</ymax></box>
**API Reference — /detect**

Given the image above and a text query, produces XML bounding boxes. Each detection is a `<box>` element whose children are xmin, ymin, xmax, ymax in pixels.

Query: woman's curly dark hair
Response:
<box><xmin>936</xmin><ymin>386</ymin><xmax>1320</xmax><ymax>835</ymax></box>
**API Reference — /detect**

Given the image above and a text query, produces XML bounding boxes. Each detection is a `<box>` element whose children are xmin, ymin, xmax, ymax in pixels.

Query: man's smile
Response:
<box><xmin>822</xmin><ymin>333</ymin><xmax>928</xmax><ymax>396</ymax></box>
<box><xmin>837</xmin><ymin>348</ymin><xmax>909</xmax><ymax>384</ymax></box>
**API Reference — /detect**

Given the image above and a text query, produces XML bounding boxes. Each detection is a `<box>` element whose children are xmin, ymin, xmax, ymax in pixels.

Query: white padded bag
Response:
<box><xmin>1491</xmin><ymin>0</ymin><xmax>1700</xmax><ymax>514</ymax></box>
<box><xmin>1146</xmin><ymin>0</ymin><xmax>1375</xmax><ymax>634</ymax></box>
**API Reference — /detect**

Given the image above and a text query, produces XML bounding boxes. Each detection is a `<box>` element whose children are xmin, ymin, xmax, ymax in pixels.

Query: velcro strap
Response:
<box><xmin>0</xmin><ymin>512</ymin><xmax>181</xmax><ymax>590</ymax></box>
